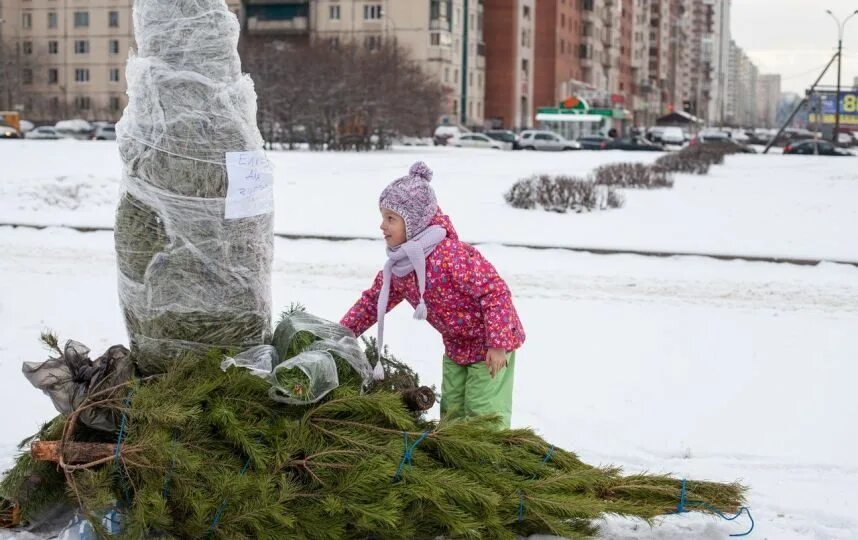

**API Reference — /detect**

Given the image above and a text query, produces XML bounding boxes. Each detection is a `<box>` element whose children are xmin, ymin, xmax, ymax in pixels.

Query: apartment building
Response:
<box><xmin>483</xmin><ymin>0</ymin><xmax>534</xmax><ymax>130</ymax></box>
<box><xmin>309</xmin><ymin>0</ymin><xmax>485</xmax><ymax>126</ymax></box>
<box><xmin>0</xmin><ymin>0</ymin><xmax>243</xmax><ymax>122</ymax></box>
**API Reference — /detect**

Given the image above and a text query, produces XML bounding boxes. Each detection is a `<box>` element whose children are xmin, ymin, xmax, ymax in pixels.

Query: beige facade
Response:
<box><xmin>756</xmin><ymin>73</ymin><xmax>780</xmax><ymax>128</ymax></box>
<box><xmin>0</xmin><ymin>0</ymin><xmax>242</xmax><ymax>122</ymax></box>
<box><xmin>312</xmin><ymin>0</ymin><xmax>485</xmax><ymax>127</ymax></box>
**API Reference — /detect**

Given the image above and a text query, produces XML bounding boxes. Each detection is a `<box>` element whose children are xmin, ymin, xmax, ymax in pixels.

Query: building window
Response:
<box><xmin>75</xmin><ymin>96</ymin><xmax>91</xmax><ymax>110</ymax></box>
<box><xmin>23</xmin><ymin>41</ymin><xmax>33</xmax><ymax>55</ymax></box>
<box><xmin>109</xmin><ymin>11</ymin><xmax>120</xmax><ymax>28</ymax></box>
<box><xmin>454</xmin><ymin>69</ymin><xmax>458</xmax><ymax>82</ymax></box>
<box><xmin>48</xmin><ymin>11</ymin><xmax>58</xmax><ymax>29</ymax></box>
<box><xmin>75</xmin><ymin>68</ymin><xmax>90</xmax><ymax>83</ymax></box>
<box><xmin>444</xmin><ymin>67</ymin><xmax>449</xmax><ymax>83</ymax></box>
<box><xmin>49</xmin><ymin>41</ymin><xmax>59</xmax><ymax>55</ymax></box>
<box><xmin>470</xmin><ymin>13</ymin><xmax>474</xmax><ymax>30</ymax></box>
<box><xmin>109</xmin><ymin>39</ymin><xmax>120</xmax><ymax>55</ymax></box>
<box><xmin>430</xmin><ymin>33</ymin><xmax>440</xmax><ymax>46</ymax></box>
<box><xmin>469</xmin><ymin>71</ymin><xmax>473</xmax><ymax>87</ymax></box>
<box><xmin>364</xmin><ymin>34</ymin><xmax>381</xmax><ymax>50</ymax></box>
<box><xmin>561</xmin><ymin>13</ymin><xmax>565</xmax><ymax>27</ymax></box>
<box><xmin>22</xmin><ymin>69</ymin><xmax>33</xmax><ymax>85</ymax></box>
<box><xmin>110</xmin><ymin>68</ymin><xmax>121</xmax><ymax>82</ymax></box>
<box><xmin>522</xmin><ymin>58</ymin><xmax>529</xmax><ymax>74</ymax></box>
<box><xmin>363</xmin><ymin>4</ymin><xmax>382</xmax><ymax>20</ymax></box>
<box><xmin>583</xmin><ymin>0</ymin><xmax>594</xmax><ymax>10</ymax></box>
<box><xmin>329</xmin><ymin>5</ymin><xmax>340</xmax><ymax>20</ymax></box>
<box><xmin>110</xmin><ymin>97</ymin><xmax>121</xmax><ymax>111</ymax></box>
<box><xmin>22</xmin><ymin>12</ymin><xmax>33</xmax><ymax>29</ymax></box>
<box><xmin>74</xmin><ymin>11</ymin><xmax>89</xmax><ymax>28</ymax></box>
<box><xmin>478</xmin><ymin>73</ymin><xmax>482</xmax><ymax>88</ymax></box>
<box><xmin>523</xmin><ymin>5</ymin><xmax>530</xmax><ymax>18</ymax></box>
<box><xmin>560</xmin><ymin>39</ymin><xmax>565</xmax><ymax>54</ymax></box>
<box><xmin>74</xmin><ymin>40</ymin><xmax>90</xmax><ymax>54</ymax></box>
<box><xmin>50</xmin><ymin>97</ymin><xmax>60</xmax><ymax>110</ymax></box>
<box><xmin>48</xmin><ymin>68</ymin><xmax>59</xmax><ymax>84</ymax></box>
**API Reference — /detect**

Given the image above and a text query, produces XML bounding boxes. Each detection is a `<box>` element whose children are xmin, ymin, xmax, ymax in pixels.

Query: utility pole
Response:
<box><xmin>826</xmin><ymin>9</ymin><xmax>858</xmax><ymax>143</ymax></box>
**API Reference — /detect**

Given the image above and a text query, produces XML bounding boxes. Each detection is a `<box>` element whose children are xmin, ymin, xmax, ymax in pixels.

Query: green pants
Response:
<box><xmin>440</xmin><ymin>352</ymin><xmax>516</xmax><ymax>429</ymax></box>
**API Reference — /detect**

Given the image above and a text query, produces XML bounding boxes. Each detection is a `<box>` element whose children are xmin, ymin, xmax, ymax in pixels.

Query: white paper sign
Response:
<box><xmin>224</xmin><ymin>150</ymin><xmax>274</xmax><ymax>220</ymax></box>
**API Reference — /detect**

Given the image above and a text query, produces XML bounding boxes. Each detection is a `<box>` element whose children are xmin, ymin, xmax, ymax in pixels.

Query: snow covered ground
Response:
<box><xmin>1</xmin><ymin>141</ymin><xmax>858</xmax><ymax>538</ymax></box>
<box><xmin>1</xmin><ymin>140</ymin><xmax>857</xmax><ymax>261</ymax></box>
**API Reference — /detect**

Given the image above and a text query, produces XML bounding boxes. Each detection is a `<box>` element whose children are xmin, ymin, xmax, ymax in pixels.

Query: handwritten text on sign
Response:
<box><xmin>224</xmin><ymin>151</ymin><xmax>274</xmax><ymax>220</ymax></box>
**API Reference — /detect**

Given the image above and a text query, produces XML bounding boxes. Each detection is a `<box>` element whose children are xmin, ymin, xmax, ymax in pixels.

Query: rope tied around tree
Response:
<box><xmin>518</xmin><ymin>444</ymin><xmax>558</xmax><ymax>523</ymax></box>
<box><xmin>392</xmin><ymin>430</ymin><xmax>432</xmax><ymax>482</ymax></box>
<box><xmin>207</xmin><ymin>457</ymin><xmax>253</xmax><ymax>536</ymax></box>
<box><xmin>674</xmin><ymin>478</ymin><xmax>755</xmax><ymax>537</ymax></box>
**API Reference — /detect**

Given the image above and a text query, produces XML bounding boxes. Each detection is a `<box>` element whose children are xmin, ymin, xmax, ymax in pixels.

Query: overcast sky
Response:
<box><xmin>731</xmin><ymin>0</ymin><xmax>858</xmax><ymax>94</ymax></box>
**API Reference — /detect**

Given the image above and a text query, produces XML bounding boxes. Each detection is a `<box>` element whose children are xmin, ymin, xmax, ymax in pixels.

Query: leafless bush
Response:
<box><xmin>653</xmin><ymin>142</ymin><xmax>742</xmax><ymax>174</ymax></box>
<box><xmin>592</xmin><ymin>163</ymin><xmax>674</xmax><ymax>188</ymax></box>
<box><xmin>505</xmin><ymin>175</ymin><xmax>624</xmax><ymax>213</ymax></box>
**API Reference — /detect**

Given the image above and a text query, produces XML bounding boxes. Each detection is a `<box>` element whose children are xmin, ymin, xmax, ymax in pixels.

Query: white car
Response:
<box><xmin>25</xmin><ymin>126</ymin><xmax>61</xmax><ymax>140</ymax></box>
<box><xmin>449</xmin><ymin>133</ymin><xmax>510</xmax><ymax>150</ymax></box>
<box><xmin>433</xmin><ymin>124</ymin><xmax>470</xmax><ymax>146</ymax></box>
<box><xmin>519</xmin><ymin>130</ymin><xmax>580</xmax><ymax>151</ymax></box>
<box><xmin>659</xmin><ymin>126</ymin><xmax>685</xmax><ymax>145</ymax></box>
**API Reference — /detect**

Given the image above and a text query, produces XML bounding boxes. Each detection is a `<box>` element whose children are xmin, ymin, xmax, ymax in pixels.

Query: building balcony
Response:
<box><xmin>246</xmin><ymin>3</ymin><xmax>310</xmax><ymax>34</ymax></box>
<box><xmin>247</xmin><ymin>16</ymin><xmax>309</xmax><ymax>33</ymax></box>
<box><xmin>427</xmin><ymin>46</ymin><xmax>453</xmax><ymax>63</ymax></box>
<box><xmin>429</xmin><ymin>18</ymin><xmax>452</xmax><ymax>32</ymax></box>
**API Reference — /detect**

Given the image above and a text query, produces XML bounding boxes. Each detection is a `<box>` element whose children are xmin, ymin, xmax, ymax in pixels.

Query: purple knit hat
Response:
<box><xmin>379</xmin><ymin>161</ymin><xmax>438</xmax><ymax>240</ymax></box>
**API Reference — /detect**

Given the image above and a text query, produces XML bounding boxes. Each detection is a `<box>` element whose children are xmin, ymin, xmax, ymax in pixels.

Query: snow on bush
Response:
<box><xmin>654</xmin><ymin>142</ymin><xmax>742</xmax><ymax>175</ymax></box>
<box><xmin>592</xmin><ymin>163</ymin><xmax>674</xmax><ymax>189</ymax></box>
<box><xmin>505</xmin><ymin>175</ymin><xmax>624</xmax><ymax>213</ymax></box>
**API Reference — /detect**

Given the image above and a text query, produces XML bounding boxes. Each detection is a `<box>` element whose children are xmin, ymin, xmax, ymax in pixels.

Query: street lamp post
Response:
<box><xmin>826</xmin><ymin>9</ymin><xmax>858</xmax><ymax>143</ymax></box>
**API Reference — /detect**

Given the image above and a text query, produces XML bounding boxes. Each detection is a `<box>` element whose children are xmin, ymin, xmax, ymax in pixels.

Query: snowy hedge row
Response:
<box><xmin>505</xmin><ymin>175</ymin><xmax>624</xmax><ymax>213</ymax></box>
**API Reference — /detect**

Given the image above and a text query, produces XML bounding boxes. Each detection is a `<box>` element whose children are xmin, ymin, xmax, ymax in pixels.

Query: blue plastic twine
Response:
<box><xmin>207</xmin><ymin>457</ymin><xmax>252</xmax><ymax>536</ymax></box>
<box><xmin>392</xmin><ymin>430</ymin><xmax>431</xmax><ymax>482</ymax></box>
<box><xmin>517</xmin><ymin>489</ymin><xmax>525</xmax><ymax>523</ymax></box>
<box><xmin>674</xmin><ymin>478</ymin><xmax>755</xmax><ymax>537</ymax></box>
<box><xmin>541</xmin><ymin>445</ymin><xmax>555</xmax><ymax>465</ymax></box>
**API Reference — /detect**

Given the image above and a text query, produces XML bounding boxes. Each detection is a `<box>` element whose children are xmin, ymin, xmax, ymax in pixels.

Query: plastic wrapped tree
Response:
<box><xmin>114</xmin><ymin>0</ymin><xmax>273</xmax><ymax>374</ymax></box>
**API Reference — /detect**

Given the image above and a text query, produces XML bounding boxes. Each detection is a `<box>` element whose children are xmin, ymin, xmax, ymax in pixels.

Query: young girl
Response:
<box><xmin>340</xmin><ymin>161</ymin><xmax>525</xmax><ymax>428</ymax></box>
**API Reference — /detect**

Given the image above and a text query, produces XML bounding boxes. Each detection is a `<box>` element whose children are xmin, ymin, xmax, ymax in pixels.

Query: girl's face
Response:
<box><xmin>380</xmin><ymin>209</ymin><xmax>406</xmax><ymax>247</ymax></box>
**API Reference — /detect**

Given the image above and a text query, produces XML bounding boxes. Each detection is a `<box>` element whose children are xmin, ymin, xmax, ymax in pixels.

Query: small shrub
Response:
<box><xmin>592</xmin><ymin>163</ymin><xmax>674</xmax><ymax>188</ymax></box>
<box><xmin>653</xmin><ymin>152</ymin><xmax>711</xmax><ymax>175</ymax></box>
<box><xmin>505</xmin><ymin>175</ymin><xmax>624</xmax><ymax>213</ymax></box>
<box><xmin>654</xmin><ymin>142</ymin><xmax>742</xmax><ymax>175</ymax></box>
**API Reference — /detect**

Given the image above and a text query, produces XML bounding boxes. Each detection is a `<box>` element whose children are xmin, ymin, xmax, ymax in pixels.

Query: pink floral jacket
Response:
<box><xmin>341</xmin><ymin>211</ymin><xmax>525</xmax><ymax>365</ymax></box>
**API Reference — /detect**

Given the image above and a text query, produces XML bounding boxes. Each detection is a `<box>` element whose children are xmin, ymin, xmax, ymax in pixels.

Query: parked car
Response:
<box><xmin>689</xmin><ymin>132</ymin><xmax>756</xmax><ymax>153</ymax></box>
<box><xmin>0</xmin><ymin>124</ymin><xmax>20</xmax><ymax>139</ymax></box>
<box><xmin>783</xmin><ymin>139</ymin><xmax>852</xmax><ymax>156</ymax></box>
<box><xmin>485</xmin><ymin>129</ymin><xmax>520</xmax><ymax>150</ymax></box>
<box><xmin>433</xmin><ymin>124</ymin><xmax>469</xmax><ymax>146</ymax></box>
<box><xmin>449</xmin><ymin>133</ymin><xmax>510</xmax><ymax>150</ymax></box>
<box><xmin>92</xmin><ymin>124</ymin><xmax>117</xmax><ymax>140</ymax></box>
<box><xmin>25</xmin><ymin>126</ymin><xmax>61</xmax><ymax>140</ymax></box>
<box><xmin>603</xmin><ymin>137</ymin><xmax>664</xmax><ymax>151</ymax></box>
<box><xmin>519</xmin><ymin>130</ymin><xmax>580</xmax><ymax>151</ymax></box>
<box><xmin>577</xmin><ymin>135</ymin><xmax>611</xmax><ymax>150</ymax></box>
<box><xmin>659</xmin><ymin>126</ymin><xmax>686</xmax><ymax>145</ymax></box>
<box><xmin>55</xmin><ymin>119</ymin><xmax>92</xmax><ymax>140</ymax></box>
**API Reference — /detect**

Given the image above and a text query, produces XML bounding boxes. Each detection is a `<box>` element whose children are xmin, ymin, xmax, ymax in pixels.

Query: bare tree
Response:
<box><xmin>242</xmin><ymin>38</ymin><xmax>445</xmax><ymax>151</ymax></box>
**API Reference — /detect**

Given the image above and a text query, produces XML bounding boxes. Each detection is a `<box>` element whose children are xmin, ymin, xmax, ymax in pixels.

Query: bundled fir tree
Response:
<box><xmin>1</xmin><ymin>309</ymin><xmax>747</xmax><ymax>539</ymax></box>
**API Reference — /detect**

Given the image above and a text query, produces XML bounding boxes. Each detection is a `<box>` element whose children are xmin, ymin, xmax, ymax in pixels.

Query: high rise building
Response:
<box><xmin>483</xmin><ymin>0</ymin><xmax>535</xmax><ymax>130</ymax></box>
<box><xmin>756</xmin><ymin>74</ymin><xmax>781</xmax><ymax>128</ymax></box>
<box><xmin>702</xmin><ymin>0</ymin><xmax>730</xmax><ymax>125</ymax></box>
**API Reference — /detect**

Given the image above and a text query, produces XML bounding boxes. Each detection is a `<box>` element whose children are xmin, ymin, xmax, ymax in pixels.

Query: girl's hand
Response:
<box><xmin>485</xmin><ymin>348</ymin><xmax>508</xmax><ymax>379</ymax></box>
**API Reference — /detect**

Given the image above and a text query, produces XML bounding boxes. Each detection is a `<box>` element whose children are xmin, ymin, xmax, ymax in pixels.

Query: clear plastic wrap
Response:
<box><xmin>221</xmin><ymin>311</ymin><xmax>375</xmax><ymax>405</ymax></box>
<box><xmin>272</xmin><ymin>311</ymin><xmax>375</xmax><ymax>388</ymax></box>
<box><xmin>220</xmin><ymin>345</ymin><xmax>340</xmax><ymax>405</ymax></box>
<box><xmin>114</xmin><ymin>0</ymin><xmax>272</xmax><ymax>374</ymax></box>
